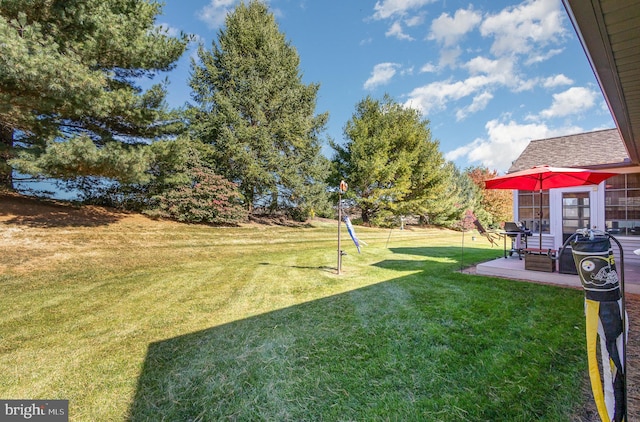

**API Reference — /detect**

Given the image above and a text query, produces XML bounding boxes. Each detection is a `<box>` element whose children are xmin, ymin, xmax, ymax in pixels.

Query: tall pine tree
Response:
<box><xmin>188</xmin><ymin>0</ymin><xmax>329</xmax><ymax>215</ymax></box>
<box><xmin>332</xmin><ymin>95</ymin><xmax>449</xmax><ymax>226</ymax></box>
<box><xmin>0</xmin><ymin>0</ymin><xmax>189</xmax><ymax>189</ymax></box>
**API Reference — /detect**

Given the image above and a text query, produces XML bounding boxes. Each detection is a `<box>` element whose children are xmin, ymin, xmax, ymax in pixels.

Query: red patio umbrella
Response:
<box><xmin>484</xmin><ymin>165</ymin><xmax>618</xmax><ymax>249</ymax></box>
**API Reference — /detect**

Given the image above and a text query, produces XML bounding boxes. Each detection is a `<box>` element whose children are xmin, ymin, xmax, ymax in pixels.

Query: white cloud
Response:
<box><xmin>420</xmin><ymin>62</ymin><xmax>438</xmax><ymax>73</ymax></box>
<box><xmin>157</xmin><ymin>23</ymin><xmax>203</xmax><ymax>60</ymax></box>
<box><xmin>407</xmin><ymin>1</ymin><xmax>572</xmax><ymax>119</ymax></box>
<box><xmin>372</xmin><ymin>0</ymin><xmax>436</xmax><ymax>20</ymax></box>
<box><xmin>405</xmin><ymin>54</ymin><xmax>525</xmax><ymax>115</ymax></box>
<box><xmin>386</xmin><ymin>21</ymin><xmax>414</xmax><ymax>41</ymax></box>
<box><xmin>445</xmin><ymin>122</ymin><xmax>539</xmax><ymax>172</ymax></box>
<box><xmin>514</xmin><ymin>78</ymin><xmax>537</xmax><ymax>92</ymax></box>
<box><xmin>600</xmin><ymin>99</ymin><xmax>611</xmax><ymax>115</ymax></box>
<box><xmin>373</xmin><ymin>2</ymin><xmax>428</xmax><ymax>41</ymax></box>
<box><xmin>456</xmin><ymin>91</ymin><xmax>493</xmax><ymax>121</ymax></box>
<box><xmin>400</xmin><ymin>66</ymin><xmax>415</xmax><ymax>76</ymax></box>
<box><xmin>538</xmin><ymin>86</ymin><xmax>598</xmax><ymax>118</ymax></box>
<box><xmin>438</xmin><ymin>47</ymin><xmax>463</xmax><ymax>68</ymax></box>
<box><xmin>405</xmin><ymin>14</ymin><xmax>425</xmax><ymax>27</ymax></box>
<box><xmin>385</xmin><ymin>13</ymin><xmax>425</xmax><ymax>40</ymax></box>
<box><xmin>509</xmin><ymin>73</ymin><xmax>573</xmax><ymax>92</ymax></box>
<box><xmin>542</xmin><ymin>74</ymin><xmax>573</xmax><ymax>88</ymax></box>
<box><xmin>525</xmin><ymin>48</ymin><xmax>564</xmax><ymax>65</ymax></box>
<box><xmin>479</xmin><ymin>0</ymin><xmax>566</xmax><ymax>58</ymax></box>
<box><xmin>359</xmin><ymin>37</ymin><xmax>374</xmax><ymax>46</ymax></box>
<box><xmin>428</xmin><ymin>7</ymin><xmax>482</xmax><ymax>47</ymax></box>
<box><xmin>404</xmin><ymin>76</ymin><xmax>490</xmax><ymax>114</ymax></box>
<box><xmin>406</xmin><ymin>51</ymin><xmax>578</xmax><ymax>120</ymax></box>
<box><xmin>445</xmin><ymin>119</ymin><xmax>586</xmax><ymax>172</ymax></box>
<box><xmin>463</xmin><ymin>56</ymin><xmax>517</xmax><ymax>87</ymax></box>
<box><xmin>199</xmin><ymin>0</ymin><xmax>240</xmax><ymax>28</ymax></box>
<box><xmin>157</xmin><ymin>23</ymin><xmax>181</xmax><ymax>38</ymax></box>
<box><xmin>364</xmin><ymin>62</ymin><xmax>401</xmax><ymax>90</ymax></box>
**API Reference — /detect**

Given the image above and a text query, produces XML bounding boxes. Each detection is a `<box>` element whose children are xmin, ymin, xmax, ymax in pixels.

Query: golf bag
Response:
<box><xmin>570</xmin><ymin>232</ymin><xmax>627</xmax><ymax>422</ymax></box>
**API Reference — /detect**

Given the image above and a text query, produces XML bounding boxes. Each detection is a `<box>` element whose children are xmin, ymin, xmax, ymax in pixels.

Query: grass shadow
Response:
<box><xmin>378</xmin><ymin>246</ymin><xmax>503</xmax><ymax>272</ymax></box>
<box><xmin>258</xmin><ymin>262</ymin><xmax>337</xmax><ymax>272</ymax></box>
<box><xmin>127</xmin><ymin>264</ymin><xmax>587</xmax><ymax>421</ymax></box>
<box><xmin>388</xmin><ymin>245</ymin><xmax>502</xmax><ymax>259</ymax></box>
<box><xmin>0</xmin><ymin>192</ymin><xmax>126</xmax><ymax>227</ymax></box>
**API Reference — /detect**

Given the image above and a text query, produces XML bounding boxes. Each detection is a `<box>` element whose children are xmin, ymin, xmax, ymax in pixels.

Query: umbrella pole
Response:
<box><xmin>539</xmin><ymin>189</ymin><xmax>543</xmax><ymax>250</ymax></box>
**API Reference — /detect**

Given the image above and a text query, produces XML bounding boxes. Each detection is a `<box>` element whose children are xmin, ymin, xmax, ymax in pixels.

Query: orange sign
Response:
<box><xmin>339</xmin><ymin>180</ymin><xmax>348</xmax><ymax>193</ymax></box>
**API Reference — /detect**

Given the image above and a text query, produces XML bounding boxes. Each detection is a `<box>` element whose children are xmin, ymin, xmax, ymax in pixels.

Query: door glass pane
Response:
<box><xmin>562</xmin><ymin>192</ymin><xmax>590</xmax><ymax>236</ymax></box>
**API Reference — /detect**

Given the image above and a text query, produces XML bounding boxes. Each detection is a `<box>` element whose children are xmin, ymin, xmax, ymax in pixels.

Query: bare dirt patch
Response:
<box><xmin>0</xmin><ymin>191</ymin><xmax>159</xmax><ymax>272</ymax></box>
<box><xmin>0</xmin><ymin>191</ymin><xmax>131</xmax><ymax>227</ymax></box>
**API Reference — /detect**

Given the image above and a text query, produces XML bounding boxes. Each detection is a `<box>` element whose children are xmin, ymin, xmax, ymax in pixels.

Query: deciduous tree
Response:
<box><xmin>466</xmin><ymin>166</ymin><xmax>513</xmax><ymax>228</ymax></box>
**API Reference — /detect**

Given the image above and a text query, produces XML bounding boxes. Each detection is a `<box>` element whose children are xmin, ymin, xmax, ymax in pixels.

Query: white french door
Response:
<box><xmin>561</xmin><ymin>191</ymin><xmax>591</xmax><ymax>243</ymax></box>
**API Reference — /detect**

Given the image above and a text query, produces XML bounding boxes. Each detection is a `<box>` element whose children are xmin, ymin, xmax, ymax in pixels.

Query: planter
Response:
<box><xmin>524</xmin><ymin>249</ymin><xmax>556</xmax><ymax>272</ymax></box>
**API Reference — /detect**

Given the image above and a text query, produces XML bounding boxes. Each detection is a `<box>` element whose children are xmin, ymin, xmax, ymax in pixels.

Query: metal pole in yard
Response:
<box><xmin>337</xmin><ymin>180</ymin><xmax>347</xmax><ymax>275</ymax></box>
<box><xmin>337</xmin><ymin>189</ymin><xmax>342</xmax><ymax>275</ymax></box>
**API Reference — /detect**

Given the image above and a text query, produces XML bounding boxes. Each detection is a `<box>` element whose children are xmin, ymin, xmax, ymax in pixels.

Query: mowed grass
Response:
<box><xmin>0</xmin><ymin>207</ymin><xmax>588</xmax><ymax>421</ymax></box>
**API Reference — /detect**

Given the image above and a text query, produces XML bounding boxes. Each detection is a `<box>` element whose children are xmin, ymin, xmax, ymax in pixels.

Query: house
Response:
<box><xmin>509</xmin><ymin>129</ymin><xmax>640</xmax><ymax>266</ymax></box>
<box><xmin>503</xmin><ymin>0</ymin><xmax>640</xmax><ymax>268</ymax></box>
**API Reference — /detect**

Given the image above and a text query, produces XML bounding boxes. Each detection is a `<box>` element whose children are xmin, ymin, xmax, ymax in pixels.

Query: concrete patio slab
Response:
<box><xmin>474</xmin><ymin>255</ymin><xmax>640</xmax><ymax>296</ymax></box>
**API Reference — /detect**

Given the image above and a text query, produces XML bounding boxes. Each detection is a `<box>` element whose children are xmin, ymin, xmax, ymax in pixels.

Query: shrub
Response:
<box><xmin>152</xmin><ymin>167</ymin><xmax>247</xmax><ymax>225</ymax></box>
<box><xmin>286</xmin><ymin>207</ymin><xmax>309</xmax><ymax>222</ymax></box>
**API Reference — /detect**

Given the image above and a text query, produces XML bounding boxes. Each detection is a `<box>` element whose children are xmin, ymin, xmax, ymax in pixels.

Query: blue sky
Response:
<box><xmin>154</xmin><ymin>0</ymin><xmax>615</xmax><ymax>174</ymax></box>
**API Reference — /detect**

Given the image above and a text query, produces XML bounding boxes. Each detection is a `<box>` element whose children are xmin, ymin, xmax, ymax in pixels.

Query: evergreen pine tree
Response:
<box><xmin>188</xmin><ymin>0</ymin><xmax>329</xmax><ymax>215</ymax></box>
<box><xmin>332</xmin><ymin>95</ymin><xmax>450</xmax><ymax>226</ymax></box>
<box><xmin>0</xmin><ymin>0</ymin><xmax>190</xmax><ymax>189</ymax></box>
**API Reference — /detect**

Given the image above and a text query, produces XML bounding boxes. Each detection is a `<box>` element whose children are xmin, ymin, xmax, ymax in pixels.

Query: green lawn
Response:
<box><xmin>0</xmin><ymin>213</ymin><xmax>588</xmax><ymax>421</ymax></box>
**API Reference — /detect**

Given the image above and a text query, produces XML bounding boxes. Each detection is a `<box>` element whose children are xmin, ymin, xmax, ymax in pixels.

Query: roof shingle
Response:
<box><xmin>508</xmin><ymin>128</ymin><xmax>630</xmax><ymax>173</ymax></box>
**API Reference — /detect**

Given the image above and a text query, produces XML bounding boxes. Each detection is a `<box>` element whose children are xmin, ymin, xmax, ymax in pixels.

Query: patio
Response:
<box><xmin>474</xmin><ymin>253</ymin><xmax>640</xmax><ymax>296</ymax></box>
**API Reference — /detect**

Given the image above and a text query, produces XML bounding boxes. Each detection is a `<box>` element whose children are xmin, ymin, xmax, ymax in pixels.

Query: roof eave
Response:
<box><xmin>561</xmin><ymin>0</ymin><xmax>640</xmax><ymax>164</ymax></box>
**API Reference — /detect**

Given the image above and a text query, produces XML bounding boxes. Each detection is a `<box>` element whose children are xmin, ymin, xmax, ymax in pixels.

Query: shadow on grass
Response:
<box><xmin>258</xmin><ymin>262</ymin><xmax>337</xmax><ymax>272</ymax></box>
<box><xmin>127</xmin><ymin>247</ymin><xmax>586</xmax><ymax>421</ymax></box>
<box><xmin>388</xmin><ymin>245</ymin><xmax>503</xmax><ymax>259</ymax></box>
<box><xmin>0</xmin><ymin>192</ymin><xmax>125</xmax><ymax>227</ymax></box>
<box><xmin>376</xmin><ymin>246</ymin><xmax>503</xmax><ymax>272</ymax></box>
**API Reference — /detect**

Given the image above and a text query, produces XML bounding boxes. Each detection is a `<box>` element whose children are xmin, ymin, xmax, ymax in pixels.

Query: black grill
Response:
<box><xmin>503</xmin><ymin>221</ymin><xmax>532</xmax><ymax>259</ymax></box>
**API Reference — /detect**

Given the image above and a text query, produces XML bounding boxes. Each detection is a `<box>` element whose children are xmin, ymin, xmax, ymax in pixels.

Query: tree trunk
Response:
<box><xmin>243</xmin><ymin>184</ymin><xmax>254</xmax><ymax>214</ymax></box>
<box><xmin>268</xmin><ymin>190</ymin><xmax>278</xmax><ymax>213</ymax></box>
<box><xmin>361</xmin><ymin>209</ymin><xmax>370</xmax><ymax>225</ymax></box>
<box><xmin>0</xmin><ymin>124</ymin><xmax>13</xmax><ymax>190</ymax></box>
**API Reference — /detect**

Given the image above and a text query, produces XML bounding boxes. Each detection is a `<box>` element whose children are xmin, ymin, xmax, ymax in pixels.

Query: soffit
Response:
<box><xmin>563</xmin><ymin>0</ymin><xmax>640</xmax><ymax>163</ymax></box>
